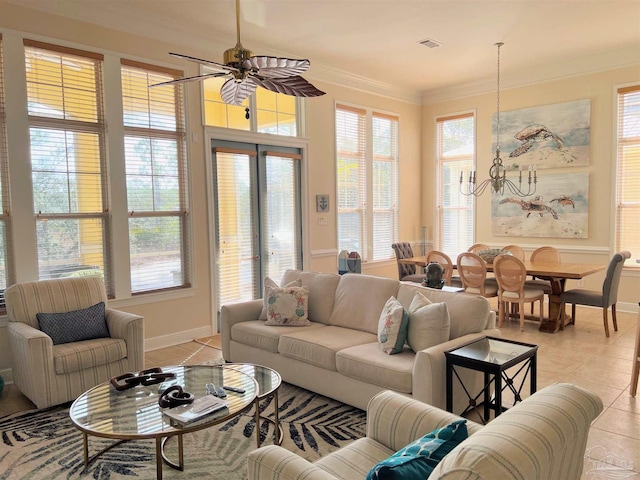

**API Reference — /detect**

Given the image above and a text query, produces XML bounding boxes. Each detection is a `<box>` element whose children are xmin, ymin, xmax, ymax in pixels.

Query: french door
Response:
<box><xmin>212</xmin><ymin>140</ymin><xmax>303</xmax><ymax>314</ymax></box>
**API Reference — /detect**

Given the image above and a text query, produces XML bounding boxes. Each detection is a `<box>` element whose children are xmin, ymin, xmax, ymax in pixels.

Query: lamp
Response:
<box><xmin>460</xmin><ymin>43</ymin><xmax>537</xmax><ymax>197</ymax></box>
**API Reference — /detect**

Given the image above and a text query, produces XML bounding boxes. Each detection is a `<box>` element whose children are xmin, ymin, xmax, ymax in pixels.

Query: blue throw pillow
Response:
<box><xmin>366</xmin><ymin>419</ymin><xmax>468</xmax><ymax>480</ymax></box>
<box><xmin>37</xmin><ymin>302</ymin><xmax>109</xmax><ymax>345</ymax></box>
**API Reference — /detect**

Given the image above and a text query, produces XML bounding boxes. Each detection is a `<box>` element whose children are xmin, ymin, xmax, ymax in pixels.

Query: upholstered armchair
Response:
<box><xmin>6</xmin><ymin>277</ymin><xmax>144</xmax><ymax>409</ymax></box>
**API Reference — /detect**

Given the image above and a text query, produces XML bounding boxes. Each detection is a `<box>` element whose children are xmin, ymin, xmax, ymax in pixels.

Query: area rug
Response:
<box><xmin>0</xmin><ymin>383</ymin><xmax>366</xmax><ymax>479</ymax></box>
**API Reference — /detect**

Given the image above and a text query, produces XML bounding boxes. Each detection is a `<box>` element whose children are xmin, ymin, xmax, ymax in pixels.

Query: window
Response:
<box><xmin>336</xmin><ymin>104</ymin><xmax>398</xmax><ymax>262</ymax></box>
<box><xmin>436</xmin><ymin>113</ymin><xmax>475</xmax><ymax>259</ymax></box>
<box><xmin>615</xmin><ymin>85</ymin><xmax>640</xmax><ymax>266</ymax></box>
<box><xmin>203</xmin><ymin>75</ymin><xmax>298</xmax><ymax>136</ymax></box>
<box><xmin>0</xmin><ymin>35</ymin><xmax>12</xmax><ymax>309</ymax></box>
<box><xmin>25</xmin><ymin>41</ymin><xmax>111</xmax><ymax>291</ymax></box>
<box><xmin>121</xmin><ymin>60</ymin><xmax>190</xmax><ymax>293</ymax></box>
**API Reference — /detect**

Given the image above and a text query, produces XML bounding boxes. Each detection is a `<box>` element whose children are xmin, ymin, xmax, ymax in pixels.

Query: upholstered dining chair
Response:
<box><xmin>6</xmin><ymin>277</ymin><xmax>144</xmax><ymax>408</ymax></box>
<box><xmin>425</xmin><ymin>250</ymin><xmax>462</xmax><ymax>287</ymax></box>
<box><xmin>494</xmin><ymin>255</ymin><xmax>545</xmax><ymax>332</ymax></box>
<box><xmin>502</xmin><ymin>245</ymin><xmax>525</xmax><ymax>261</ymax></box>
<box><xmin>468</xmin><ymin>243</ymin><xmax>489</xmax><ymax>254</ymax></box>
<box><xmin>560</xmin><ymin>251</ymin><xmax>631</xmax><ymax>337</ymax></box>
<box><xmin>391</xmin><ymin>242</ymin><xmax>425</xmax><ymax>283</ymax></box>
<box><xmin>457</xmin><ymin>252</ymin><xmax>497</xmax><ymax>298</ymax></box>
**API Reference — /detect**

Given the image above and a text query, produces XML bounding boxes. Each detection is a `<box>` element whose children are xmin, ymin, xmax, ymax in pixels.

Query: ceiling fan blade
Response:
<box><xmin>252</xmin><ymin>75</ymin><xmax>326</xmax><ymax>98</ymax></box>
<box><xmin>149</xmin><ymin>72</ymin><xmax>229</xmax><ymax>88</ymax></box>
<box><xmin>220</xmin><ymin>77</ymin><xmax>258</xmax><ymax>105</ymax></box>
<box><xmin>243</xmin><ymin>56</ymin><xmax>310</xmax><ymax>78</ymax></box>
<box><xmin>169</xmin><ymin>52</ymin><xmax>238</xmax><ymax>72</ymax></box>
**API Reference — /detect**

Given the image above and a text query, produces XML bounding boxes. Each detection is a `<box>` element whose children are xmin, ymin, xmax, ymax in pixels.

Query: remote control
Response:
<box><xmin>223</xmin><ymin>385</ymin><xmax>246</xmax><ymax>394</ymax></box>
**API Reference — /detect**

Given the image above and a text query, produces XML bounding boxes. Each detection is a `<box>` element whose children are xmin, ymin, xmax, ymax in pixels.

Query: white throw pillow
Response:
<box><xmin>259</xmin><ymin>276</ymin><xmax>302</xmax><ymax>320</ymax></box>
<box><xmin>407</xmin><ymin>292</ymin><xmax>450</xmax><ymax>352</ymax></box>
<box><xmin>377</xmin><ymin>296</ymin><xmax>409</xmax><ymax>355</ymax></box>
<box><xmin>264</xmin><ymin>285</ymin><xmax>310</xmax><ymax>326</ymax></box>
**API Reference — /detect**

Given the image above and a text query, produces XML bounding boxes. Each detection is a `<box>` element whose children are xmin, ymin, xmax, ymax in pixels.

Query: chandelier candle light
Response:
<box><xmin>460</xmin><ymin>43</ymin><xmax>538</xmax><ymax>197</ymax></box>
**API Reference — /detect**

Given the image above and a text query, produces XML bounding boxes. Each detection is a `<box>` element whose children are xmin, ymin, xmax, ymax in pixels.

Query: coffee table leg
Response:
<box><xmin>274</xmin><ymin>389</ymin><xmax>281</xmax><ymax>445</ymax></box>
<box><xmin>82</xmin><ymin>432</ymin><xmax>89</xmax><ymax>466</ymax></box>
<box><xmin>155</xmin><ymin>437</ymin><xmax>163</xmax><ymax>480</ymax></box>
<box><xmin>255</xmin><ymin>397</ymin><xmax>261</xmax><ymax>448</ymax></box>
<box><xmin>178</xmin><ymin>434</ymin><xmax>184</xmax><ymax>470</ymax></box>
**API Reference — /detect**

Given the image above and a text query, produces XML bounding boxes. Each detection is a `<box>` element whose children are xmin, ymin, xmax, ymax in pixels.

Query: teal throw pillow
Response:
<box><xmin>377</xmin><ymin>296</ymin><xmax>408</xmax><ymax>355</ymax></box>
<box><xmin>37</xmin><ymin>302</ymin><xmax>109</xmax><ymax>345</ymax></box>
<box><xmin>366</xmin><ymin>419</ymin><xmax>468</xmax><ymax>480</ymax></box>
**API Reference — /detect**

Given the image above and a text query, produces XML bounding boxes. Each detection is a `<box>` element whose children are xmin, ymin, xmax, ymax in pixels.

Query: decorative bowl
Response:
<box><xmin>477</xmin><ymin>248</ymin><xmax>512</xmax><ymax>264</ymax></box>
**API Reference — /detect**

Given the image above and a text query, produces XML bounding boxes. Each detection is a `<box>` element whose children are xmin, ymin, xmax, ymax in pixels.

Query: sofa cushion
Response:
<box><xmin>314</xmin><ymin>437</ymin><xmax>394</xmax><ymax>480</ymax></box>
<box><xmin>329</xmin><ymin>274</ymin><xmax>399</xmax><ymax>334</ymax></box>
<box><xmin>281</xmin><ymin>270</ymin><xmax>341</xmax><ymax>325</ymax></box>
<box><xmin>264</xmin><ymin>285</ymin><xmax>310</xmax><ymax>326</ymax></box>
<box><xmin>336</xmin><ymin>342</ymin><xmax>414</xmax><ymax>393</ymax></box>
<box><xmin>53</xmin><ymin>337</ymin><xmax>127</xmax><ymax>374</ymax></box>
<box><xmin>407</xmin><ymin>292</ymin><xmax>450</xmax><ymax>353</ymax></box>
<box><xmin>259</xmin><ymin>276</ymin><xmax>301</xmax><ymax>320</ymax></box>
<box><xmin>232</xmin><ymin>320</ymin><xmax>326</xmax><ymax>353</ymax></box>
<box><xmin>377</xmin><ymin>297</ymin><xmax>409</xmax><ymax>355</ymax></box>
<box><xmin>279</xmin><ymin>326</ymin><xmax>377</xmax><ymax>371</ymax></box>
<box><xmin>37</xmin><ymin>302</ymin><xmax>109</xmax><ymax>345</ymax></box>
<box><xmin>366</xmin><ymin>419</ymin><xmax>468</xmax><ymax>480</ymax></box>
<box><xmin>397</xmin><ymin>283</ymin><xmax>490</xmax><ymax>339</ymax></box>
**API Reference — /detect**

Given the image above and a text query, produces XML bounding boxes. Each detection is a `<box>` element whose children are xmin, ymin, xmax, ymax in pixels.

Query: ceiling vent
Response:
<box><xmin>418</xmin><ymin>38</ymin><xmax>441</xmax><ymax>48</ymax></box>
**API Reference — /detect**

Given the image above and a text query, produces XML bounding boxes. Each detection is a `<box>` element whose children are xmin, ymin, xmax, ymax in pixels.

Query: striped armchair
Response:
<box><xmin>247</xmin><ymin>383</ymin><xmax>602</xmax><ymax>480</ymax></box>
<box><xmin>6</xmin><ymin>277</ymin><xmax>144</xmax><ymax>409</ymax></box>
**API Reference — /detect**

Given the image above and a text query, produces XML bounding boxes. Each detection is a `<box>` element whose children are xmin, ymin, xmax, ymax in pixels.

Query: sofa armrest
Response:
<box><xmin>247</xmin><ymin>445</ymin><xmax>339</xmax><ymax>480</ymax></box>
<box><xmin>105</xmin><ymin>308</ymin><xmax>144</xmax><ymax>371</ymax></box>
<box><xmin>220</xmin><ymin>299</ymin><xmax>262</xmax><ymax>360</ymax></box>
<box><xmin>412</xmin><ymin>328</ymin><xmax>501</xmax><ymax>410</ymax></box>
<box><xmin>366</xmin><ymin>390</ymin><xmax>482</xmax><ymax>452</ymax></box>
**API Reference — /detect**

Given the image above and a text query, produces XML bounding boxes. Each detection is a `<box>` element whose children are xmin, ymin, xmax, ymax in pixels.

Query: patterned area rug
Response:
<box><xmin>0</xmin><ymin>383</ymin><xmax>366</xmax><ymax>479</ymax></box>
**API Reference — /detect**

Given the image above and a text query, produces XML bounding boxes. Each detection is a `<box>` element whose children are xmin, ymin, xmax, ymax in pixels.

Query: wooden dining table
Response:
<box><xmin>399</xmin><ymin>256</ymin><xmax>606</xmax><ymax>333</ymax></box>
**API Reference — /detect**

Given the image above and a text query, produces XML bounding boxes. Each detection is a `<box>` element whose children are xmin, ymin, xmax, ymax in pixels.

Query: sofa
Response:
<box><xmin>248</xmin><ymin>383</ymin><xmax>603</xmax><ymax>480</ymax></box>
<box><xmin>221</xmin><ymin>270</ymin><xmax>499</xmax><ymax>411</ymax></box>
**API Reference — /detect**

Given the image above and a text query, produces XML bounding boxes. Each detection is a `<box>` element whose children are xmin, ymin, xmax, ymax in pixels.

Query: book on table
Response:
<box><xmin>162</xmin><ymin>395</ymin><xmax>228</xmax><ymax>426</ymax></box>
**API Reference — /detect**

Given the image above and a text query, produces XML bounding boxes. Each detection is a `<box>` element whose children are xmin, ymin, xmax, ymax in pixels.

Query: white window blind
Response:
<box><xmin>336</xmin><ymin>104</ymin><xmax>398</xmax><ymax>262</ymax></box>
<box><xmin>25</xmin><ymin>40</ymin><xmax>111</xmax><ymax>292</ymax></box>
<box><xmin>616</xmin><ymin>85</ymin><xmax>640</xmax><ymax>266</ymax></box>
<box><xmin>0</xmin><ymin>35</ymin><xmax>12</xmax><ymax>310</ymax></box>
<box><xmin>121</xmin><ymin>60</ymin><xmax>190</xmax><ymax>293</ymax></box>
<box><xmin>436</xmin><ymin>113</ymin><xmax>475</xmax><ymax>259</ymax></box>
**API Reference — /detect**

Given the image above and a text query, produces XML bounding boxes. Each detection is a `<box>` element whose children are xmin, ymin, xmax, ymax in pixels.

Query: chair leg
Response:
<box><xmin>519</xmin><ymin>301</ymin><xmax>525</xmax><ymax>332</ymax></box>
<box><xmin>612</xmin><ymin>303</ymin><xmax>618</xmax><ymax>332</ymax></box>
<box><xmin>539</xmin><ymin>299</ymin><xmax>544</xmax><ymax>326</ymax></box>
<box><xmin>603</xmin><ymin>308</ymin><xmax>610</xmax><ymax>338</ymax></box>
<box><xmin>571</xmin><ymin>304</ymin><xmax>576</xmax><ymax>325</ymax></box>
<box><xmin>498</xmin><ymin>301</ymin><xmax>504</xmax><ymax>328</ymax></box>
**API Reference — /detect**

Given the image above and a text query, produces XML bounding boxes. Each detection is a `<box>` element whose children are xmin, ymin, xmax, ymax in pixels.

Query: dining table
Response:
<box><xmin>399</xmin><ymin>256</ymin><xmax>606</xmax><ymax>333</ymax></box>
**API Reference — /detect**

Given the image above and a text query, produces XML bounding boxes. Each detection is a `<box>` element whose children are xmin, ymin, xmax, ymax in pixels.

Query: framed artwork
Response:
<box><xmin>492</xmin><ymin>99</ymin><xmax>590</xmax><ymax>170</ymax></box>
<box><xmin>491</xmin><ymin>173</ymin><xmax>589</xmax><ymax>238</ymax></box>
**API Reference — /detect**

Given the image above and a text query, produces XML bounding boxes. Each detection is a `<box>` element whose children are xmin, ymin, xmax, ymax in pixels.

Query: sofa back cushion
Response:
<box><xmin>281</xmin><ymin>270</ymin><xmax>341</xmax><ymax>325</ymax></box>
<box><xmin>329</xmin><ymin>273</ymin><xmax>399</xmax><ymax>334</ymax></box>
<box><xmin>397</xmin><ymin>283</ymin><xmax>490</xmax><ymax>339</ymax></box>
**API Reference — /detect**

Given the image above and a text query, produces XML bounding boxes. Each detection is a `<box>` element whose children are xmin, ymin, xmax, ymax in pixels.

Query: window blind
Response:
<box><xmin>0</xmin><ymin>35</ymin><xmax>13</xmax><ymax>311</ymax></box>
<box><xmin>121</xmin><ymin>60</ymin><xmax>190</xmax><ymax>293</ymax></box>
<box><xmin>24</xmin><ymin>41</ymin><xmax>111</xmax><ymax>293</ymax></box>
<box><xmin>616</xmin><ymin>85</ymin><xmax>640</xmax><ymax>266</ymax></box>
<box><xmin>436</xmin><ymin>113</ymin><xmax>475</xmax><ymax>259</ymax></box>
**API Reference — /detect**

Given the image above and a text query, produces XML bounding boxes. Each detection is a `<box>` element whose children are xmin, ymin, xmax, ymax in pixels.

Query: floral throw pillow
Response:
<box><xmin>259</xmin><ymin>276</ymin><xmax>302</xmax><ymax>320</ymax></box>
<box><xmin>377</xmin><ymin>296</ymin><xmax>409</xmax><ymax>355</ymax></box>
<box><xmin>264</xmin><ymin>285</ymin><xmax>310</xmax><ymax>326</ymax></box>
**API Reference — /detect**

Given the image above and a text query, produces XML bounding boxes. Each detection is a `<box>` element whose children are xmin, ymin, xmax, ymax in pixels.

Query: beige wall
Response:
<box><xmin>421</xmin><ymin>65</ymin><xmax>640</xmax><ymax>307</ymax></box>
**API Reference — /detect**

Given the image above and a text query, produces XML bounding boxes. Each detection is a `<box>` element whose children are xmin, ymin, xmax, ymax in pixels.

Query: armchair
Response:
<box><xmin>6</xmin><ymin>277</ymin><xmax>144</xmax><ymax>408</ymax></box>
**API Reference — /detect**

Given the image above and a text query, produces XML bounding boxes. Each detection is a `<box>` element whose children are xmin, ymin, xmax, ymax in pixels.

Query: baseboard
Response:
<box><xmin>615</xmin><ymin>301</ymin><xmax>639</xmax><ymax>314</ymax></box>
<box><xmin>1</xmin><ymin>367</ymin><xmax>13</xmax><ymax>384</ymax></box>
<box><xmin>144</xmin><ymin>326</ymin><xmax>213</xmax><ymax>352</ymax></box>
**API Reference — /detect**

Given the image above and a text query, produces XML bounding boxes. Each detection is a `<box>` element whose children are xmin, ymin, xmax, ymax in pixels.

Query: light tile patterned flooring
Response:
<box><xmin>0</xmin><ymin>303</ymin><xmax>638</xmax><ymax>478</ymax></box>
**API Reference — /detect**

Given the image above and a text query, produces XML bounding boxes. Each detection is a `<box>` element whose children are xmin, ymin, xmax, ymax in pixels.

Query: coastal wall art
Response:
<box><xmin>492</xmin><ymin>99</ymin><xmax>590</xmax><ymax>170</ymax></box>
<box><xmin>491</xmin><ymin>172</ymin><xmax>589</xmax><ymax>238</ymax></box>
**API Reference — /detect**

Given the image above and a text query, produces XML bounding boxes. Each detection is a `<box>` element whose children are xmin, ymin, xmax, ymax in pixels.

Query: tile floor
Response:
<box><xmin>0</xmin><ymin>303</ymin><xmax>638</xmax><ymax>478</ymax></box>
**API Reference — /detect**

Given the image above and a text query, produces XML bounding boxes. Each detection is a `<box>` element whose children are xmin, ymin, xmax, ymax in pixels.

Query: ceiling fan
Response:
<box><xmin>150</xmin><ymin>0</ymin><xmax>325</xmax><ymax>106</ymax></box>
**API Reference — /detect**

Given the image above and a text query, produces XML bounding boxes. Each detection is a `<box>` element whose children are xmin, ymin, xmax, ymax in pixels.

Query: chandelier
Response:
<box><xmin>460</xmin><ymin>43</ymin><xmax>537</xmax><ymax>197</ymax></box>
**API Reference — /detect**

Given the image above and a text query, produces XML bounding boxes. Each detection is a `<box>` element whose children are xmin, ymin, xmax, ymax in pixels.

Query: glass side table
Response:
<box><xmin>445</xmin><ymin>336</ymin><xmax>538</xmax><ymax>423</ymax></box>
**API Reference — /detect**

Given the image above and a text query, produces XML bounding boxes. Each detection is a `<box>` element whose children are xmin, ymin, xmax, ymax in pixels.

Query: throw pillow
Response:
<box><xmin>37</xmin><ymin>302</ymin><xmax>109</xmax><ymax>345</ymax></box>
<box><xmin>377</xmin><ymin>296</ymin><xmax>408</xmax><ymax>355</ymax></box>
<box><xmin>406</xmin><ymin>292</ymin><xmax>451</xmax><ymax>353</ymax></box>
<box><xmin>366</xmin><ymin>419</ymin><xmax>468</xmax><ymax>480</ymax></box>
<box><xmin>259</xmin><ymin>276</ymin><xmax>302</xmax><ymax>320</ymax></box>
<box><xmin>264</xmin><ymin>285</ymin><xmax>310</xmax><ymax>326</ymax></box>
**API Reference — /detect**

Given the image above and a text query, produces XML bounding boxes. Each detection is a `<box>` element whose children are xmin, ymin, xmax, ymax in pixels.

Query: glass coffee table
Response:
<box><xmin>445</xmin><ymin>336</ymin><xmax>538</xmax><ymax>423</ymax></box>
<box><xmin>69</xmin><ymin>365</ymin><xmax>258</xmax><ymax>480</ymax></box>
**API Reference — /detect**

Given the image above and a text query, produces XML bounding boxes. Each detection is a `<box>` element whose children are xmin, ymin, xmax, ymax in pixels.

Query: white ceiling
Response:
<box><xmin>6</xmin><ymin>0</ymin><xmax>640</xmax><ymax>102</ymax></box>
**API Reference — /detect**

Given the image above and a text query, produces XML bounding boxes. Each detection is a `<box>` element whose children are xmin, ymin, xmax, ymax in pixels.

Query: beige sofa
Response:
<box><xmin>247</xmin><ymin>383</ymin><xmax>603</xmax><ymax>480</ymax></box>
<box><xmin>221</xmin><ymin>271</ymin><xmax>499</xmax><ymax>411</ymax></box>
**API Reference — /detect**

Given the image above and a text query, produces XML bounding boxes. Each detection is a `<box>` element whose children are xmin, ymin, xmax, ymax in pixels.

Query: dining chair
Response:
<box><xmin>494</xmin><ymin>255</ymin><xmax>545</xmax><ymax>332</ymax></box>
<box><xmin>457</xmin><ymin>252</ymin><xmax>497</xmax><ymax>298</ymax></box>
<box><xmin>631</xmin><ymin>302</ymin><xmax>640</xmax><ymax>397</ymax></box>
<box><xmin>525</xmin><ymin>246</ymin><xmax>561</xmax><ymax>312</ymax></box>
<box><xmin>560</xmin><ymin>251</ymin><xmax>631</xmax><ymax>337</ymax></box>
<box><xmin>503</xmin><ymin>245</ymin><xmax>525</xmax><ymax>261</ymax></box>
<box><xmin>391</xmin><ymin>242</ymin><xmax>425</xmax><ymax>283</ymax></box>
<box><xmin>467</xmin><ymin>243</ymin><xmax>489</xmax><ymax>254</ymax></box>
<box><xmin>425</xmin><ymin>250</ymin><xmax>463</xmax><ymax>287</ymax></box>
